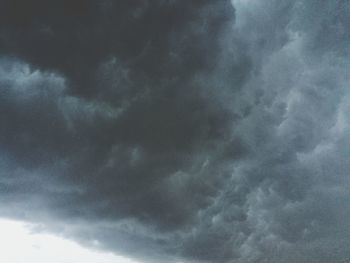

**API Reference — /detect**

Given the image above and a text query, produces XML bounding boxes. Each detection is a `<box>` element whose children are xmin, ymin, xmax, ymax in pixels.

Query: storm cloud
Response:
<box><xmin>1</xmin><ymin>0</ymin><xmax>350</xmax><ymax>262</ymax></box>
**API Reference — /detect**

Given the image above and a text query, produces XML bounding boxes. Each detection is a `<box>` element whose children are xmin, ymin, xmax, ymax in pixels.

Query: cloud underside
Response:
<box><xmin>1</xmin><ymin>0</ymin><xmax>350</xmax><ymax>262</ymax></box>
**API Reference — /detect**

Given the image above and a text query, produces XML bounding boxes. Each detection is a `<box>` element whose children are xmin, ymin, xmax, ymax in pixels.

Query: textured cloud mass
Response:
<box><xmin>1</xmin><ymin>0</ymin><xmax>350</xmax><ymax>262</ymax></box>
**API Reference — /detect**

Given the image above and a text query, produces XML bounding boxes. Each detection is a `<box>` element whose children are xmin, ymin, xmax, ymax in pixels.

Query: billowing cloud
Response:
<box><xmin>1</xmin><ymin>0</ymin><xmax>350</xmax><ymax>262</ymax></box>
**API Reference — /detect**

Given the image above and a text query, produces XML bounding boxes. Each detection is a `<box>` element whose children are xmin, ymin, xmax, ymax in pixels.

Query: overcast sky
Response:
<box><xmin>0</xmin><ymin>0</ymin><xmax>350</xmax><ymax>262</ymax></box>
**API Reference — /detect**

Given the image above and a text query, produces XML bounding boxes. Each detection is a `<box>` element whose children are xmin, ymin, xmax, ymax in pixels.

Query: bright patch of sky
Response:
<box><xmin>0</xmin><ymin>219</ymin><xmax>140</xmax><ymax>263</ymax></box>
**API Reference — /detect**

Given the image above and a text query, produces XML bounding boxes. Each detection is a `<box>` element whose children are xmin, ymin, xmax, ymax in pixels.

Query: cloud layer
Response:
<box><xmin>1</xmin><ymin>0</ymin><xmax>350</xmax><ymax>262</ymax></box>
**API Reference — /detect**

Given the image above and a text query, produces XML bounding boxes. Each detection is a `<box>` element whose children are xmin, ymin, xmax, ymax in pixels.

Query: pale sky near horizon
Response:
<box><xmin>0</xmin><ymin>219</ymin><xmax>140</xmax><ymax>263</ymax></box>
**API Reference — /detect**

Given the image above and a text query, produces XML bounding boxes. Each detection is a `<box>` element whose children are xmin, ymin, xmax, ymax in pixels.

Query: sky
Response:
<box><xmin>0</xmin><ymin>219</ymin><xmax>139</xmax><ymax>263</ymax></box>
<box><xmin>0</xmin><ymin>0</ymin><xmax>350</xmax><ymax>262</ymax></box>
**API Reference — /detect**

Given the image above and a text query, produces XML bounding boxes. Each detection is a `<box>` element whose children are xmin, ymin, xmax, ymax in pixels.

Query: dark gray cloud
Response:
<box><xmin>1</xmin><ymin>0</ymin><xmax>350</xmax><ymax>262</ymax></box>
